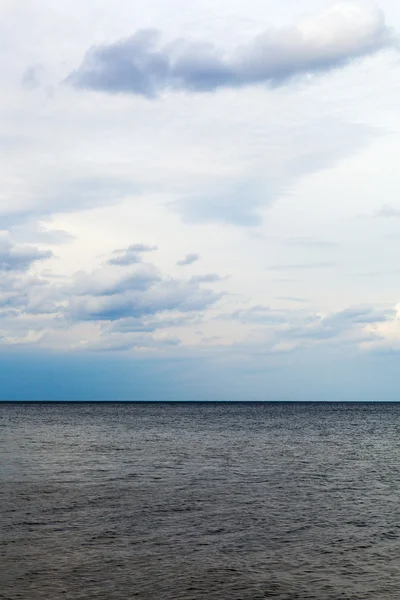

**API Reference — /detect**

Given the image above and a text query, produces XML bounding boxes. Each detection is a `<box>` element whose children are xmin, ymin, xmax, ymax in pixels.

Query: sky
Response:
<box><xmin>1</xmin><ymin>0</ymin><xmax>400</xmax><ymax>400</ymax></box>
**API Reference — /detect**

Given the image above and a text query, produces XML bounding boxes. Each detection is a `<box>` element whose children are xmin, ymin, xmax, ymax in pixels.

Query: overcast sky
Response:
<box><xmin>1</xmin><ymin>0</ymin><xmax>400</xmax><ymax>400</ymax></box>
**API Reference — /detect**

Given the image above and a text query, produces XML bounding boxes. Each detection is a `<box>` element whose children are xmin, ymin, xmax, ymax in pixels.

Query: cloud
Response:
<box><xmin>0</xmin><ymin>233</ymin><xmax>395</xmax><ymax>356</ymax></box>
<box><xmin>67</xmin><ymin>259</ymin><xmax>222</xmax><ymax>322</ymax></box>
<box><xmin>174</xmin><ymin>182</ymin><xmax>266</xmax><ymax>226</ymax></box>
<box><xmin>108</xmin><ymin>243</ymin><xmax>158</xmax><ymax>266</ymax></box>
<box><xmin>374</xmin><ymin>204</ymin><xmax>400</xmax><ymax>218</ymax></box>
<box><xmin>269</xmin><ymin>262</ymin><xmax>336</xmax><ymax>271</ymax></box>
<box><xmin>190</xmin><ymin>274</ymin><xmax>224</xmax><ymax>284</ymax></box>
<box><xmin>0</xmin><ymin>269</ymin><xmax>61</xmax><ymax>319</ymax></box>
<box><xmin>21</xmin><ymin>64</ymin><xmax>45</xmax><ymax>91</ymax></box>
<box><xmin>222</xmin><ymin>305</ymin><xmax>289</xmax><ymax>325</ymax></box>
<box><xmin>10</xmin><ymin>222</ymin><xmax>74</xmax><ymax>245</ymax></box>
<box><xmin>0</xmin><ymin>235</ymin><xmax>225</xmax><ymax>349</ymax></box>
<box><xmin>81</xmin><ymin>330</ymin><xmax>182</xmax><ymax>353</ymax></box>
<box><xmin>72</xmin><ymin>266</ymin><xmax>161</xmax><ymax>297</ymax></box>
<box><xmin>284</xmin><ymin>237</ymin><xmax>338</xmax><ymax>249</ymax></box>
<box><xmin>276</xmin><ymin>296</ymin><xmax>308</xmax><ymax>304</ymax></box>
<box><xmin>172</xmin><ymin>118</ymin><xmax>375</xmax><ymax>227</ymax></box>
<box><xmin>68</xmin><ymin>278</ymin><xmax>221</xmax><ymax>322</ymax></box>
<box><xmin>278</xmin><ymin>305</ymin><xmax>395</xmax><ymax>345</ymax></box>
<box><xmin>0</xmin><ymin>234</ymin><xmax>52</xmax><ymax>272</ymax></box>
<box><xmin>357</xmin><ymin>204</ymin><xmax>400</xmax><ymax>219</ymax></box>
<box><xmin>324</xmin><ymin>305</ymin><xmax>395</xmax><ymax>326</ymax></box>
<box><xmin>0</xmin><ymin>178</ymin><xmax>140</xmax><ymax>229</ymax></box>
<box><xmin>109</xmin><ymin>313</ymin><xmax>199</xmax><ymax>334</ymax></box>
<box><xmin>67</xmin><ymin>4</ymin><xmax>393</xmax><ymax>97</ymax></box>
<box><xmin>219</xmin><ymin>303</ymin><xmax>396</xmax><ymax>352</ymax></box>
<box><xmin>176</xmin><ymin>252</ymin><xmax>200</xmax><ymax>266</ymax></box>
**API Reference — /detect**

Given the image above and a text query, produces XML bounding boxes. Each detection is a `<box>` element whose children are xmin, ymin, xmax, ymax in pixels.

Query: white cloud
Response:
<box><xmin>0</xmin><ymin>0</ymin><xmax>398</xmax><ymax>386</ymax></box>
<box><xmin>68</xmin><ymin>4</ymin><xmax>394</xmax><ymax>96</ymax></box>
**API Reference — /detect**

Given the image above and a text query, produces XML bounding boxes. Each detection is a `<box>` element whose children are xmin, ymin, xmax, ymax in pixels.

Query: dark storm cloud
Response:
<box><xmin>67</xmin><ymin>6</ymin><xmax>393</xmax><ymax>97</ymax></box>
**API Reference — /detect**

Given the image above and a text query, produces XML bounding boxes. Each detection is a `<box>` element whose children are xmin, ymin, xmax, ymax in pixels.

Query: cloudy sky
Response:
<box><xmin>1</xmin><ymin>0</ymin><xmax>400</xmax><ymax>400</ymax></box>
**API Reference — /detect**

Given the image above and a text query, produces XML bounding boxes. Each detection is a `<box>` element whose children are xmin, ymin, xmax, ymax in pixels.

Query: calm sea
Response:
<box><xmin>2</xmin><ymin>402</ymin><xmax>400</xmax><ymax>599</ymax></box>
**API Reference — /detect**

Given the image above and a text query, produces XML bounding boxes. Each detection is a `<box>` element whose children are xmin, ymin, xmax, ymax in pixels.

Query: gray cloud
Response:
<box><xmin>0</xmin><ymin>270</ymin><xmax>61</xmax><ymax>319</ymax></box>
<box><xmin>108</xmin><ymin>243</ymin><xmax>158</xmax><ymax>266</ymax></box>
<box><xmin>72</xmin><ymin>267</ymin><xmax>161</xmax><ymax>297</ymax></box>
<box><xmin>0</xmin><ymin>236</ymin><xmax>225</xmax><ymax>349</ymax></box>
<box><xmin>68</xmin><ymin>279</ymin><xmax>221</xmax><ymax>321</ymax></box>
<box><xmin>0</xmin><ymin>235</ymin><xmax>52</xmax><ymax>272</ymax></box>
<box><xmin>324</xmin><ymin>305</ymin><xmax>395</xmax><ymax>327</ymax></box>
<box><xmin>67</xmin><ymin>257</ymin><xmax>222</xmax><ymax>322</ymax></box>
<box><xmin>190</xmin><ymin>274</ymin><xmax>224</xmax><ymax>284</ymax></box>
<box><xmin>67</xmin><ymin>5</ymin><xmax>393</xmax><ymax>97</ymax></box>
<box><xmin>176</xmin><ymin>253</ymin><xmax>200</xmax><ymax>266</ymax></box>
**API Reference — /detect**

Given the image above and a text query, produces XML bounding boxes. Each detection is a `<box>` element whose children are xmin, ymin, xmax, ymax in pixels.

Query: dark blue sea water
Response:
<box><xmin>2</xmin><ymin>402</ymin><xmax>400</xmax><ymax>599</ymax></box>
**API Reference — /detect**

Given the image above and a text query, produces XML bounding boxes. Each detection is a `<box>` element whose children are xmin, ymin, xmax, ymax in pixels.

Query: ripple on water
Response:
<box><xmin>1</xmin><ymin>402</ymin><xmax>400</xmax><ymax>599</ymax></box>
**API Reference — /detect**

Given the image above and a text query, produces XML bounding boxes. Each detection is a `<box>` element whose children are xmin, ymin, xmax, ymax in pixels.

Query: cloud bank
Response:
<box><xmin>67</xmin><ymin>4</ymin><xmax>394</xmax><ymax>97</ymax></box>
<box><xmin>0</xmin><ymin>234</ymin><xmax>397</xmax><ymax>356</ymax></box>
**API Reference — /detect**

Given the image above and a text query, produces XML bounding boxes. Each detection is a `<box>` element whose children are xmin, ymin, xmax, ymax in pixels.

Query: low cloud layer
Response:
<box><xmin>222</xmin><ymin>303</ymin><xmax>396</xmax><ymax>350</ymax></box>
<box><xmin>0</xmin><ymin>234</ymin><xmax>397</xmax><ymax>356</ymax></box>
<box><xmin>0</xmin><ymin>241</ymin><xmax>224</xmax><ymax>350</ymax></box>
<box><xmin>68</xmin><ymin>4</ymin><xmax>393</xmax><ymax>97</ymax></box>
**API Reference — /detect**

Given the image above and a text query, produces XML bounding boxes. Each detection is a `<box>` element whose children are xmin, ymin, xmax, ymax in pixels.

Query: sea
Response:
<box><xmin>1</xmin><ymin>402</ymin><xmax>400</xmax><ymax>599</ymax></box>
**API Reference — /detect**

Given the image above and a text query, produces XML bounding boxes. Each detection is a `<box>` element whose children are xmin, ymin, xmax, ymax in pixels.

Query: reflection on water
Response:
<box><xmin>2</xmin><ymin>402</ymin><xmax>400</xmax><ymax>599</ymax></box>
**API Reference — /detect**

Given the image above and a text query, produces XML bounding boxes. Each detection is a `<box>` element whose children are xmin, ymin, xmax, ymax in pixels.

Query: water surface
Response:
<box><xmin>1</xmin><ymin>402</ymin><xmax>400</xmax><ymax>599</ymax></box>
